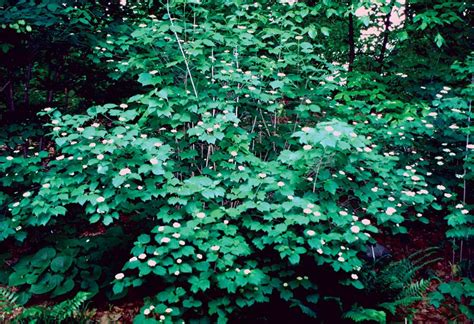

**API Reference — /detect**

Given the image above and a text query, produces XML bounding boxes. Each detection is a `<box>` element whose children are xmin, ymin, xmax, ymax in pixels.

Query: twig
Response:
<box><xmin>166</xmin><ymin>0</ymin><xmax>198</xmax><ymax>99</ymax></box>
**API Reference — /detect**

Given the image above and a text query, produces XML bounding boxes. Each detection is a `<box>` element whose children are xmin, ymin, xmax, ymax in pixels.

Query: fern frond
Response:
<box><xmin>379</xmin><ymin>296</ymin><xmax>422</xmax><ymax>315</ymax></box>
<box><xmin>50</xmin><ymin>291</ymin><xmax>92</xmax><ymax>320</ymax></box>
<box><xmin>0</xmin><ymin>287</ymin><xmax>20</xmax><ymax>318</ymax></box>
<box><xmin>343</xmin><ymin>307</ymin><xmax>387</xmax><ymax>323</ymax></box>
<box><xmin>399</xmin><ymin>279</ymin><xmax>431</xmax><ymax>299</ymax></box>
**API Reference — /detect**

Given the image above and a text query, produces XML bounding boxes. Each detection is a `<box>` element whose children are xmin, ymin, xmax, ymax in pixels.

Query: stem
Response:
<box><xmin>166</xmin><ymin>0</ymin><xmax>198</xmax><ymax>99</ymax></box>
<box><xmin>348</xmin><ymin>11</ymin><xmax>355</xmax><ymax>71</ymax></box>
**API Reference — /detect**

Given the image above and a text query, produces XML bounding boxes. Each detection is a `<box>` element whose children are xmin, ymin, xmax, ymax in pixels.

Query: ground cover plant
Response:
<box><xmin>0</xmin><ymin>0</ymin><xmax>473</xmax><ymax>323</ymax></box>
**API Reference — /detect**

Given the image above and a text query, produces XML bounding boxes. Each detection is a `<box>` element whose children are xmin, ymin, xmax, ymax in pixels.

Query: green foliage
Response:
<box><xmin>344</xmin><ymin>307</ymin><xmax>387</xmax><ymax>323</ymax></box>
<box><xmin>343</xmin><ymin>248</ymin><xmax>440</xmax><ymax>322</ymax></box>
<box><xmin>0</xmin><ymin>0</ymin><xmax>472</xmax><ymax>322</ymax></box>
<box><xmin>429</xmin><ymin>278</ymin><xmax>474</xmax><ymax>321</ymax></box>
<box><xmin>0</xmin><ymin>289</ymin><xmax>92</xmax><ymax>323</ymax></box>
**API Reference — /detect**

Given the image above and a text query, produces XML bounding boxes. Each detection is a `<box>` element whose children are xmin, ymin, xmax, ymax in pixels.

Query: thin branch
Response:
<box><xmin>166</xmin><ymin>0</ymin><xmax>198</xmax><ymax>99</ymax></box>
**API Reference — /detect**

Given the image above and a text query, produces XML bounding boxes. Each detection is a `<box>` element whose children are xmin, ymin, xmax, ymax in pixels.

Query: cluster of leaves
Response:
<box><xmin>344</xmin><ymin>248</ymin><xmax>441</xmax><ymax>323</ymax></box>
<box><xmin>0</xmin><ymin>288</ymin><xmax>92</xmax><ymax>323</ymax></box>
<box><xmin>1</xmin><ymin>0</ymin><xmax>473</xmax><ymax>322</ymax></box>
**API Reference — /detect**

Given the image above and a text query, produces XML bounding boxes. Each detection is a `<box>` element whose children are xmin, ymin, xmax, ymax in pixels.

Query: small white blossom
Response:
<box><xmin>306</xmin><ymin>230</ymin><xmax>316</xmax><ymax>236</ymax></box>
<box><xmin>119</xmin><ymin>168</ymin><xmax>131</xmax><ymax>176</ymax></box>
<box><xmin>350</xmin><ymin>225</ymin><xmax>360</xmax><ymax>234</ymax></box>
<box><xmin>115</xmin><ymin>273</ymin><xmax>125</xmax><ymax>280</ymax></box>
<box><xmin>386</xmin><ymin>207</ymin><xmax>397</xmax><ymax>216</ymax></box>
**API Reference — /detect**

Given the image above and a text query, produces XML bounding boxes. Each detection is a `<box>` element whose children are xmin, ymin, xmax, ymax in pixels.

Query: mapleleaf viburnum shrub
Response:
<box><xmin>0</xmin><ymin>0</ymin><xmax>473</xmax><ymax>322</ymax></box>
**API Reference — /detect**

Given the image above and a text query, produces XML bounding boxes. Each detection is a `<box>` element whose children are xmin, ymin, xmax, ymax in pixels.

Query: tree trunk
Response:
<box><xmin>377</xmin><ymin>3</ymin><xmax>394</xmax><ymax>72</ymax></box>
<box><xmin>23</xmin><ymin>63</ymin><xmax>32</xmax><ymax>111</ymax></box>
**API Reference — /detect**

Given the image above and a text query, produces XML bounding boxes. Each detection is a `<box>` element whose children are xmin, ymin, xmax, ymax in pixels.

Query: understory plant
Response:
<box><xmin>0</xmin><ymin>0</ymin><xmax>472</xmax><ymax>323</ymax></box>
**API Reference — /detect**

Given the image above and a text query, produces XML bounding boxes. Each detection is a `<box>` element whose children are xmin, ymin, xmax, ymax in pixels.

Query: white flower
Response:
<box><xmin>277</xmin><ymin>181</ymin><xmax>285</xmax><ymax>187</ymax></box>
<box><xmin>461</xmin><ymin>209</ymin><xmax>469</xmax><ymax>215</ymax></box>
<box><xmin>147</xmin><ymin>260</ymin><xmax>157</xmax><ymax>267</ymax></box>
<box><xmin>287</xmin><ymin>195</ymin><xmax>294</xmax><ymax>200</ymax></box>
<box><xmin>42</xmin><ymin>183</ymin><xmax>50</xmax><ymax>189</ymax></box>
<box><xmin>338</xmin><ymin>256</ymin><xmax>345</xmax><ymax>262</ymax></box>
<box><xmin>144</xmin><ymin>309</ymin><xmax>151</xmax><ymax>315</ymax></box>
<box><xmin>115</xmin><ymin>273</ymin><xmax>125</xmax><ymax>280</ymax></box>
<box><xmin>303</xmin><ymin>208</ymin><xmax>312</xmax><ymax>214</ymax></box>
<box><xmin>306</xmin><ymin>230</ymin><xmax>316</xmax><ymax>236</ymax></box>
<box><xmin>411</xmin><ymin>176</ymin><xmax>420</xmax><ymax>181</ymax></box>
<box><xmin>119</xmin><ymin>168</ymin><xmax>131</xmax><ymax>176</ymax></box>
<box><xmin>333</xmin><ymin>131</ymin><xmax>341</xmax><ymax>137</ymax></box>
<box><xmin>303</xmin><ymin>144</ymin><xmax>312</xmax><ymax>150</ymax></box>
<box><xmin>277</xmin><ymin>72</ymin><xmax>286</xmax><ymax>77</ymax></box>
<box><xmin>238</xmin><ymin>165</ymin><xmax>245</xmax><ymax>171</ymax></box>
<box><xmin>371</xmin><ymin>187</ymin><xmax>378</xmax><ymax>192</ymax></box>
<box><xmin>150</xmin><ymin>158</ymin><xmax>159</xmax><ymax>165</ymax></box>
<box><xmin>22</xmin><ymin>191</ymin><xmax>31</xmax><ymax>198</ymax></box>
<box><xmin>364</xmin><ymin>147</ymin><xmax>372</xmax><ymax>152</ymax></box>
<box><xmin>154</xmin><ymin>142</ymin><xmax>163</xmax><ymax>147</ymax></box>
<box><xmin>160</xmin><ymin>315</ymin><xmax>165</xmax><ymax>320</ymax></box>
<box><xmin>161</xmin><ymin>237</ymin><xmax>170</xmax><ymax>243</ymax></box>
<box><xmin>258</xmin><ymin>173</ymin><xmax>267</xmax><ymax>178</ymax></box>
<box><xmin>165</xmin><ymin>308</ymin><xmax>173</xmax><ymax>314</ymax></box>
<box><xmin>138</xmin><ymin>253</ymin><xmax>147</xmax><ymax>260</ymax></box>
<box><xmin>339</xmin><ymin>211</ymin><xmax>348</xmax><ymax>216</ymax></box>
<box><xmin>351</xmin><ymin>274</ymin><xmax>359</xmax><ymax>280</ymax></box>
<box><xmin>230</xmin><ymin>151</ymin><xmax>238</xmax><ymax>157</ymax></box>
<box><xmin>386</xmin><ymin>207</ymin><xmax>397</xmax><ymax>216</ymax></box>
<box><xmin>350</xmin><ymin>225</ymin><xmax>360</xmax><ymax>234</ymax></box>
<box><xmin>173</xmin><ymin>222</ymin><xmax>181</xmax><ymax>228</ymax></box>
<box><xmin>211</xmin><ymin>245</ymin><xmax>220</xmax><ymax>251</ymax></box>
<box><xmin>129</xmin><ymin>257</ymin><xmax>138</xmax><ymax>262</ymax></box>
<box><xmin>120</xmin><ymin>103</ymin><xmax>128</xmax><ymax>108</ymax></box>
<box><xmin>97</xmin><ymin>154</ymin><xmax>104</xmax><ymax>160</ymax></box>
<box><xmin>361</xmin><ymin>219</ymin><xmax>371</xmax><ymax>225</ymax></box>
<box><xmin>437</xmin><ymin>185</ymin><xmax>446</xmax><ymax>190</ymax></box>
<box><xmin>6</xmin><ymin>156</ymin><xmax>13</xmax><ymax>161</ymax></box>
<box><xmin>243</xmin><ymin>269</ymin><xmax>251</xmax><ymax>275</ymax></box>
<box><xmin>325</xmin><ymin>126</ymin><xmax>334</xmax><ymax>132</ymax></box>
<box><xmin>196</xmin><ymin>212</ymin><xmax>206</xmax><ymax>219</ymax></box>
<box><xmin>444</xmin><ymin>193</ymin><xmax>452</xmax><ymax>198</ymax></box>
<box><xmin>176</xmin><ymin>258</ymin><xmax>182</xmax><ymax>264</ymax></box>
<box><xmin>196</xmin><ymin>253</ymin><xmax>203</xmax><ymax>259</ymax></box>
<box><xmin>56</xmin><ymin>155</ymin><xmax>65</xmax><ymax>160</ymax></box>
<box><xmin>12</xmin><ymin>202</ymin><xmax>20</xmax><ymax>207</ymax></box>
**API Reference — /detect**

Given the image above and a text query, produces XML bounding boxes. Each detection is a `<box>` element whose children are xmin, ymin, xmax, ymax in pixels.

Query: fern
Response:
<box><xmin>1</xmin><ymin>290</ymin><xmax>92</xmax><ymax>323</ymax></box>
<box><xmin>343</xmin><ymin>307</ymin><xmax>387</xmax><ymax>323</ymax></box>
<box><xmin>49</xmin><ymin>291</ymin><xmax>92</xmax><ymax>321</ymax></box>
<box><xmin>351</xmin><ymin>248</ymin><xmax>438</xmax><ymax>320</ymax></box>
<box><xmin>0</xmin><ymin>287</ymin><xmax>20</xmax><ymax>319</ymax></box>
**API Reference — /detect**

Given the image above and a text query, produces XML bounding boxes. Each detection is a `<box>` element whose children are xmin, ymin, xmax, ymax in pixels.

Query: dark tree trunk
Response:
<box><xmin>377</xmin><ymin>2</ymin><xmax>395</xmax><ymax>72</ymax></box>
<box><xmin>23</xmin><ymin>63</ymin><xmax>32</xmax><ymax>111</ymax></box>
<box><xmin>6</xmin><ymin>79</ymin><xmax>15</xmax><ymax>112</ymax></box>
